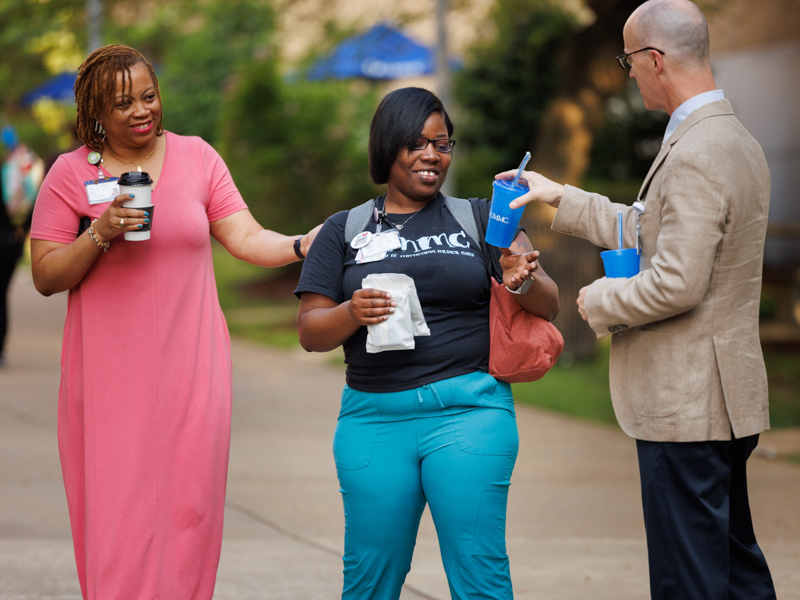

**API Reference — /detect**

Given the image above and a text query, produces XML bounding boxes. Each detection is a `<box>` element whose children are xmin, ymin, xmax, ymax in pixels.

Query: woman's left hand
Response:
<box><xmin>499</xmin><ymin>248</ymin><xmax>539</xmax><ymax>291</ymax></box>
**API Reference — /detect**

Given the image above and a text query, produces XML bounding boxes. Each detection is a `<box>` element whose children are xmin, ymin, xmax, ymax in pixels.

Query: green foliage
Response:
<box><xmin>453</xmin><ymin>0</ymin><xmax>578</xmax><ymax>194</ymax></box>
<box><xmin>219</xmin><ymin>65</ymin><xmax>380</xmax><ymax>233</ymax></box>
<box><xmin>0</xmin><ymin>0</ymin><xmax>80</xmax><ymax>109</ymax></box>
<box><xmin>587</xmin><ymin>83</ymin><xmax>669</xmax><ymax>182</ymax></box>
<box><xmin>0</xmin><ymin>0</ymin><xmax>89</xmax><ymax>158</ymax></box>
<box><xmin>94</xmin><ymin>0</ymin><xmax>277</xmax><ymax>143</ymax></box>
<box><xmin>157</xmin><ymin>0</ymin><xmax>275</xmax><ymax>142</ymax></box>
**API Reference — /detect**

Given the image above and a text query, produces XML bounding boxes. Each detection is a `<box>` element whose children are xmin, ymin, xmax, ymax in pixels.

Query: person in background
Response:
<box><xmin>296</xmin><ymin>87</ymin><xmax>559</xmax><ymax>599</ymax></box>
<box><xmin>0</xmin><ymin>125</ymin><xmax>43</xmax><ymax>367</ymax></box>
<box><xmin>496</xmin><ymin>1</ymin><xmax>776</xmax><ymax>598</ymax></box>
<box><xmin>29</xmin><ymin>44</ymin><xmax>319</xmax><ymax>600</ymax></box>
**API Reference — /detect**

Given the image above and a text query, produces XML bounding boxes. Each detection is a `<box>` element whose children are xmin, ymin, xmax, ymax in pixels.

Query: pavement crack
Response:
<box><xmin>223</xmin><ymin>498</ymin><xmax>442</xmax><ymax>600</ymax></box>
<box><xmin>224</xmin><ymin>498</ymin><xmax>340</xmax><ymax>559</ymax></box>
<box><xmin>0</xmin><ymin>400</ymin><xmax>53</xmax><ymax>429</ymax></box>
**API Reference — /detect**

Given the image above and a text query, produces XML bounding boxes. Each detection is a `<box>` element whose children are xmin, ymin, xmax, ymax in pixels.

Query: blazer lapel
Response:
<box><xmin>637</xmin><ymin>142</ymin><xmax>671</xmax><ymax>201</ymax></box>
<box><xmin>636</xmin><ymin>99</ymin><xmax>735</xmax><ymax>202</ymax></box>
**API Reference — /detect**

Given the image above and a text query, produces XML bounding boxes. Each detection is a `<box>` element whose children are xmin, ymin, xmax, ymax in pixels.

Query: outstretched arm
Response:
<box><xmin>210</xmin><ymin>209</ymin><xmax>322</xmax><ymax>267</ymax></box>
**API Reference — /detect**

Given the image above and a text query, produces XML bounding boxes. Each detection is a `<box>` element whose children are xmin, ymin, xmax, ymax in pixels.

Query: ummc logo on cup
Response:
<box><xmin>485</xmin><ymin>179</ymin><xmax>527</xmax><ymax>247</ymax></box>
<box><xmin>489</xmin><ymin>212</ymin><xmax>510</xmax><ymax>224</ymax></box>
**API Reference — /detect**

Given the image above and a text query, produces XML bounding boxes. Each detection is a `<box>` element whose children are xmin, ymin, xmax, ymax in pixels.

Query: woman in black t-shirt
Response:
<box><xmin>295</xmin><ymin>87</ymin><xmax>559</xmax><ymax>599</ymax></box>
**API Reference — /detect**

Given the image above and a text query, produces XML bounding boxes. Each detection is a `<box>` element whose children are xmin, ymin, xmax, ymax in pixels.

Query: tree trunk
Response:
<box><xmin>526</xmin><ymin>0</ymin><xmax>643</xmax><ymax>360</ymax></box>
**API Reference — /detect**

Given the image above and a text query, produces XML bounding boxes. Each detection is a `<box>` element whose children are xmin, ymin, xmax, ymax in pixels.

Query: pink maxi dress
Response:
<box><xmin>30</xmin><ymin>132</ymin><xmax>247</xmax><ymax>600</ymax></box>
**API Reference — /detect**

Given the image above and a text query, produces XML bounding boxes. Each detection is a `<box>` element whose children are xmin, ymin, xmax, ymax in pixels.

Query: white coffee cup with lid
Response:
<box><xmin>119</xmin><ymin>171</ymin><xmax>154</xmax><ymax>241</ymax></box>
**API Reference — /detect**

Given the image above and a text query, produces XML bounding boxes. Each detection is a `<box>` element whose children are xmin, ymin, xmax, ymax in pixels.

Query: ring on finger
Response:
<box><xmin>119</xmin><ymin>218</ymin><xmax>125</xmax><ymax>228</ymax></box>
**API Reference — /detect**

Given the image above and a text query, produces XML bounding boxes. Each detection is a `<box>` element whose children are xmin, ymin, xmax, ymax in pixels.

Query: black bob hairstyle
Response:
<box><xmin>368</xmin><ymin>87</ymin><xmax>454</xmax><ymax>185</ymax></box>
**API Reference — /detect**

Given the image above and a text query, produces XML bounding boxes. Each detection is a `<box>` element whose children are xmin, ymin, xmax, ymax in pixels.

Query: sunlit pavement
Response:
<box><xmin>2</xmin><ymin>266</ymin><xmax>798</xmax><ymax>600</ymax></box>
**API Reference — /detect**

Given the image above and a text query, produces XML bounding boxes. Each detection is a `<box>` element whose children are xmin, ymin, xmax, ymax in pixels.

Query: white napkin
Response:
<box><xmin>362</xmin><ymin>273</ymin><xmax>430</xmax><ymax>353</ymax></box>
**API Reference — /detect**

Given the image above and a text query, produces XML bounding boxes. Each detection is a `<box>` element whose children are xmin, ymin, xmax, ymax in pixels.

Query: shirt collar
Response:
<box><xmin>663</xmin><ymin>89</ymin><xmax>725</xmax><ymax>144</ymax></box>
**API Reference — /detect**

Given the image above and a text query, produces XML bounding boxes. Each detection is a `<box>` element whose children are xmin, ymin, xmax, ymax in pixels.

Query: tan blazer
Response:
<box><xmin>553</xmin><ymin>99</ymin><xmax>771</xmax><ymax>442</ymax></box>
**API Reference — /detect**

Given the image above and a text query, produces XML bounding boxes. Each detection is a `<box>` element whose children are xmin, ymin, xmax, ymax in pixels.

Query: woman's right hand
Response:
<box><xmin>500</xmin><ymin>248</ymin><xmax>540</xmax><ymax>291</ymax></box>
<box><xmin>349</xmin><ymin>288</ymin><xmax>396</xmax><ymax>326</ymax></box>
<box><xmin>93</xmin><ymin>193</ymin><xmax>150</xmax><ymax>242</ymax></box>
<box><xmin>298</xmin><ymin>290</ymin><xmax>395</xmax><ymax>353</ymax></box>
<box><xmin>30</xmin><ymin>193</ymin><xmax>149</xmax><ymax>296</ymax></box>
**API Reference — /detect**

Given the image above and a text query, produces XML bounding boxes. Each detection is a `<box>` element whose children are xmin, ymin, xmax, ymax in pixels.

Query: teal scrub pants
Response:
<box><xmin>334</xmin><ymin>370</ymin><xmax>519</xmax><ymax>599</ymax></box>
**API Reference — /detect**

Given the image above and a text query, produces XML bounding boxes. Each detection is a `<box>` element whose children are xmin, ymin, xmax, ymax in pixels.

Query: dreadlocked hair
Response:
<box><xmin>74</xmin><ymin>44</ymin><xmax>164</xmax><ymax>152</ymax></box>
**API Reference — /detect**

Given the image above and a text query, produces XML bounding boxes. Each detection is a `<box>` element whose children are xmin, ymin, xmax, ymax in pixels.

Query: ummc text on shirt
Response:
<box><xmin>398</xmin><ymin>230</ymin><xmax>471</xmax><ymax>253</ymax></box>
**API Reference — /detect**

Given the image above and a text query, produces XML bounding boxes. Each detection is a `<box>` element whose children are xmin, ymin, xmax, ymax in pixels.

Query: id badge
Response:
<box><xmin>355</xmin><ymin>229</ymin><xmax>401</xmax><ymax>264</ymax></box>
<box><xmin>85</xmin><ymin>177</ymin><xmax>119</xmax><ymax>205</ymax></box>
<box><xmin>355</xmin><ymin>248</ymin><xmax>386</xmax><ymax>264</ymax></box>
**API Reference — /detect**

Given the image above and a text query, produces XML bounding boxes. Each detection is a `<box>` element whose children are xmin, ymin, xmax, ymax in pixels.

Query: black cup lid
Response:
<box><xmin>119</xmin><ymin>171</ymin><xmax>153</xmax><ymax>186</ymax></box>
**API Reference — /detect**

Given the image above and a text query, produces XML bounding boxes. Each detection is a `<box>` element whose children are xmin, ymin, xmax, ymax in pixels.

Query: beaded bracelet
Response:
<box><xmin>89</xmin><ymin>219</ymin><xmax>110</xmax><ymax>252</ymax></box>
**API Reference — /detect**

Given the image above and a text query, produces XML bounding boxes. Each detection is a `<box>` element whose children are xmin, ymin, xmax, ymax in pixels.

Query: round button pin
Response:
<box><xmin>87</xmin><ymin>151</ymin><xmax>101</xmax><ymax>165</ymax></box>
<box><xmin>350</xmin><ymin>231</ymin><xmax>373</xmax><ymax>249</ymax></box>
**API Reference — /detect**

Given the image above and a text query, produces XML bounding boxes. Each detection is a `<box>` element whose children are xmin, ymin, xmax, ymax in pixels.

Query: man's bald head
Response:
<box><xmin>629</xmin><ymin>0</ymin><xmax>710</xmax><ymax>67</ymax></box>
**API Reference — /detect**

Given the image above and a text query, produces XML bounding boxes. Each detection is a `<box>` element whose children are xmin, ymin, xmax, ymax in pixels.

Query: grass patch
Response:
<box><xmin>212</xmin><ymin>245</ymin><xmax>277</xmax><ymax>311</ymax></box>
<box><xmin>225</xmin><ymin>305</ymin><xmax>301</xmax><ymax>349</ymax></box>
<box><xmin>513</xmin><ymin>342</ymin><xmax>800</xmax><ymax>429</ymax></box>
<box><xmin>212</xmin><ymin>243</ymin><xmax>302</xmax><ymax>348</ymax></box>
<box><xmin>512</xmin><ymin>340</ymin><xmax>617</xmax><ymax>426</ymax></box>
<box><xmin>763</xmin><ymin>347</ymin><xmax>800</xmax><ymax>428</ymax></box>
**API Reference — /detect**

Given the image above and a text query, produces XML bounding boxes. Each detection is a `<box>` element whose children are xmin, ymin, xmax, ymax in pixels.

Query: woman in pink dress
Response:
<box><xmin>29</xmin><ymin>45</ymin><xmax>316</xmax><ymax>600</ymax></box>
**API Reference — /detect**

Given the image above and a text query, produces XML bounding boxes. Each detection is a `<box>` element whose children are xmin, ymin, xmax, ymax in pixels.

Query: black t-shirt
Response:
<box><xmin>295</xmin><ymin>194</ymin><xmax>493</xmax><ymax>393</ymax></box>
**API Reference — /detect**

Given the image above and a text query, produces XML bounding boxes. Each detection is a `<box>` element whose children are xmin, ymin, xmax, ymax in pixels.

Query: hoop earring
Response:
<box><xmin>94</xmin><ymin>120</ymin><xmax>105</xmax><ymax>135</ymax></box>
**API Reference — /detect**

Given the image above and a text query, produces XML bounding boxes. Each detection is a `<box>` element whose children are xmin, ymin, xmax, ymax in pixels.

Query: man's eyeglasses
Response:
<box><xmin>412</xmin><ymin>137</ymin><xmax>456</xmax><ymax>153</ymax></box>
<box><xmin>615</xmin><ymin>47</ymin><xmax>666</xmax><ymax>70</ymax></box>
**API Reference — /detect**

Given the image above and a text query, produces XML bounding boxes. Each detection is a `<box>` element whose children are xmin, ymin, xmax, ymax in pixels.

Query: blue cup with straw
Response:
<box><xmin>600</xmin><ymin>211</ymin><xmax>640</xmax><ymax>277</ymax></box>
<box><xmin>486</xmin><ymin>152</ymin><xmax>531</xmax><ymax>247</ymax></box>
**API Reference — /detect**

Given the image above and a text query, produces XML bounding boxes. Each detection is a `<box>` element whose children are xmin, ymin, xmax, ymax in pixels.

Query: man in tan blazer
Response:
<box><xmin>497</xmin><ymin>0</ymin><xmax>776</xmax><ymax>598</ymax></box>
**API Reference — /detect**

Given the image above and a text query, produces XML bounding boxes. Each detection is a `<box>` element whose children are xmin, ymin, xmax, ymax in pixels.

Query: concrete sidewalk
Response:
<box><xmin>1</xmin><ymin>267</ymin><xmax>798</xmax><ymax>599</ymax></box>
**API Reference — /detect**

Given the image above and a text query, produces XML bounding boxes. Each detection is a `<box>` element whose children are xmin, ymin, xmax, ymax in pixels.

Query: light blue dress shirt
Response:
<box><xmin>663</xmin><ymin>89</ymin><xmax>726</xmax><ymax>143</ymax></box>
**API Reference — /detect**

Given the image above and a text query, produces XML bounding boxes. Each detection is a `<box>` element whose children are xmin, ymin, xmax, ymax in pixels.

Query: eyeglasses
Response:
<box><xmin>412</xmin><ymin>137</ymin><xmax>456</xmax><ymax>153</ymax></box>
<box><xmin>615</xmin><ymin>47</ymin><xmax>666</xmax><ymax>70</ymax></box>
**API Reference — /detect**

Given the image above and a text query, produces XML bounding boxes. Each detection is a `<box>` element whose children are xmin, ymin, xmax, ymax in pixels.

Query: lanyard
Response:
<box><xmin>633</xmin><ymin>200</ymin><xmax>645</xmax><ymax>255</ymax></box>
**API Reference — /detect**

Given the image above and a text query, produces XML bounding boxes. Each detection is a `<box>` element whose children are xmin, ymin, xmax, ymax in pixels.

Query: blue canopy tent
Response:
<box><xmin>21</xmin><ymin>72</ymin><xmax>77</xmax><ymax>106</ymax></box>
<box><xmin>307</xmin><ymin>23</ymin><xmax>456</xmax><ymax>81</ymax></box>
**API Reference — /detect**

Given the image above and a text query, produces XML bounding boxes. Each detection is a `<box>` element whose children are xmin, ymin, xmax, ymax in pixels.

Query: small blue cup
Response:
<box><xmin>485</xmin><ymin>180</ymin><xmax>528</xmax><ymax>247</ymax></box>
<box><xmin>601</xmin><ymin>248</ymin><xmax>640</xmax><ymax>278</ymax></box>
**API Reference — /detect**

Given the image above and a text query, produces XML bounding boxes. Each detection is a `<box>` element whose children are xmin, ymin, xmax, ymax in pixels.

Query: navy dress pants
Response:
<box><xmin>636</xmin><ymin>435</ymin><xmax>776</xmax><ymax>600</ymax></box>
